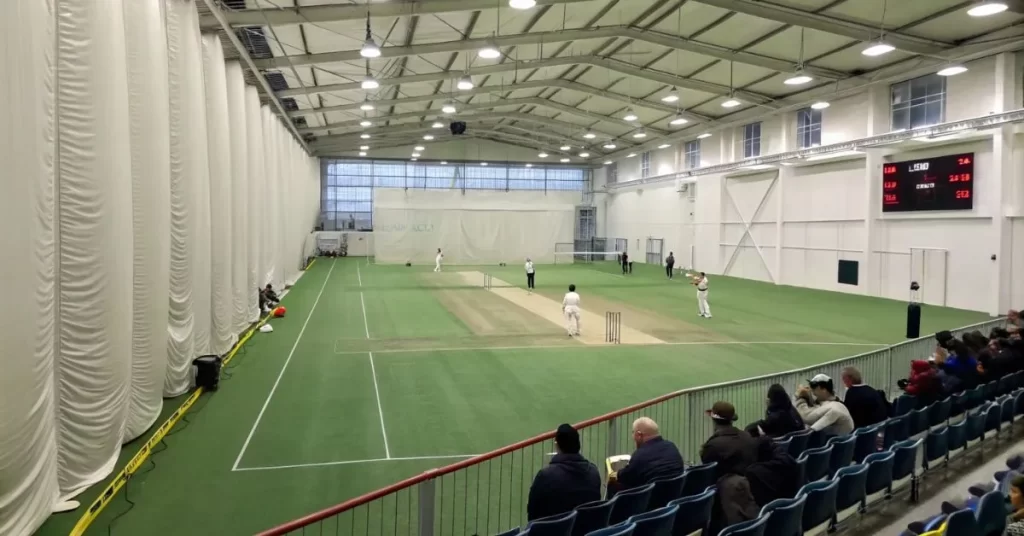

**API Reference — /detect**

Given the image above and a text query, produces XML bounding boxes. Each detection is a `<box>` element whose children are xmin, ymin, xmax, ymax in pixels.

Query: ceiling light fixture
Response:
<box><xmin>583</xmin><ymin>131</ymin><xmax>596</xmax><ymax>139</ymax></box>
<box><xmin>560</xmin><ymin>145</ymin><xmax>571</xmax><ymax>151</ymax></box>
<box><xmin>623</xmin><ymin>109</ymin><xmax>638</xmax><ymax>122</ymax></box>
<box><xmin>359</xmin><ymin>145</ymin><xmax>369</xmax><ymax>150</ymax></box>
<box><xmin>423</xmin><ymin>135</ymin><xmax>434</xmax><ymax>140</ymax></box>
<box><xmin>359</xmin><ymin>99</ymin><xmax>375</xmax><ymax>111</ymax></box>
<box><xmin>360</xmin><ymin>119</ymin><xmax>372</xmax><ymax>127</ymax></box>
<box><xmin>481</xmin><ymin>162</ymin><xmax>488</xmax><ymax>166</ymax></box>
<box><xmin>661</xmin><ymin>88</ymin><xmax>679</xmax><ymax>103</ymax></box>
<box><xmin>603</xmin><ymin>143</ymin><xmax>617</xmax><ymax>149</ymax></box>
<box><xmin>784</xmin><ymin>71</ymin><xmax>813</xmax><ymax>86</ymax></box>
<box><xmin>658</xmin><ymin>144</ymin><xmax>671</xmax><ymax>149</ymax></box>
<box><xmin>478</xmin><ymin>42</ymin><xmax>501</xmax><ymax>59</ymax></box>
<box><xmin>432</xmin><ymin>121</ymin><xmax>444</xmax><ymax>128</ymax></box>
<box><xmin>361</xmin><ymin>75</ymin><xmax>379</xmax><ymax>90</ymax></box>
<box><xmin>721</xmin><ymin>98</ymin><xmax>741</xmax><ymax>108</ymax></box>
<box><xmin>410</xmin><ymin>158</ymin><xmax>418</xmax><ymax>161</ymax></box>
<box><xmin>626</xmin><ymin>153</ymin><xmax>637</xmax><ymax>158</ymax></box>
<box><xmin>811</xmin><ymin>101</ymin><xmax>831</xmax><ymax>110</ymax></box>
<box><xmin>560</xmin><ymin>158</ymin><xmax>570</xmax><ymax>163</ymax></box>
<box><xmin>360</xmin><ymin>133</ymin><xmax>371</xmax><ymax>139</ymax></box>
<box><xmin>526</xmin><ymin>163</ymin><xmax>533</xmax><ymax>168</ymax></box>
<box><xmin>440</xmin><ymin>161</ymin><xmax>448</xmax><ymax>165</ymax></box>
<box><xmin>441</xmin><ymin>102</ymin><xmax>457</xmax><ymax>114</ymax></box>
<box><xmin>967</xmin><ymin>1</ymin><xmax>1008</xmax><ymax>17</ymax></box>
<box><xmin>861</xmin><ymin>42</ymin><xmax>895</xmax><ymax>57</ymax></box>
<box><xmin>509</xmin><ymin>0</ymin><xmax>537</xmax><ymax>9</ymax></box>
<box><xmin>538</xmin><ymin>152</ymin><xmax>548</xmax><ymax>158</ymax></box>
<box><xmin>603</xmin><ymin>161</ymin><xmax>612</xmax><ymax>165</ymax></box>
<box><xmin>697</xmin><ymin>133</ymin><xmax>712</xmax><ymax>139</ymax></box>
<box><xmin>414</xmin><ymin>146</ymin><xmax>425</xmax><ymax>151</ymax></box>
<box><xmin>457</xmin><ymin>76</ymin><xmax>475</xmax><ymax>90</ymax></box>
<box><xmin>412</xmin><ymin>153</ymin><xmax>421</xmax><ymax>157</ymax></box>
<box><xmin>359</xmin><ymin>14</ymin><xmax>381</xmax><ymax>58</ymax></box>
<box><xmin>937</xmin><ymin>65</ymin><xmax>968</xmax><ymax>76</ymax></box>
<box><xmin>669</xmin><ymin>113</ymin><xmax>688</xmax><ymax>126</ymax></box>
<box><xmin>358</xmin><ymin>151</ymin><xmax>367</xmax><ymax>156</ymax></box>
<box><xmin>632</xmin><ymin>130</ymin><xmax>647</xmax><ymax>139</ymax></box>
<box><xmin>579</xmin><ymin>152</ymin><xmax>591</xmax><ymax>158</ymax></box>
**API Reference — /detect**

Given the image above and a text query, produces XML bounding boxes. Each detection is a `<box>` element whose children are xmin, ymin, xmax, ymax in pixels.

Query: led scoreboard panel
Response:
<box><xmin>882</xmin><ymin>153</ymin><xmax>974</xmax><ymax>212</ymax></box>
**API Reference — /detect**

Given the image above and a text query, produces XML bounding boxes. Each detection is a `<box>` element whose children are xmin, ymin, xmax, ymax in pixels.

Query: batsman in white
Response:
<box><xmin>688</xmin><ymin>271</ymin><xmax>712</xmax><ymax>318</ymax></box>
<box><xmin>562</xmin><ymin>283</ymin><xmax>581</xmax><ymax>337</ymax></box>
<box><xmin>434</xmin><ymin>248</ymin><xmax>443</xmax><ymax>272</ymax></box>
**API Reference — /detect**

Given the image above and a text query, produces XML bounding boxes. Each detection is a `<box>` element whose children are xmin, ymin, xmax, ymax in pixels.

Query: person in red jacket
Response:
<box><xmin>899</xmin><ymin>360</ymin><xmax>942</xmax><ymax>405</ymax></box>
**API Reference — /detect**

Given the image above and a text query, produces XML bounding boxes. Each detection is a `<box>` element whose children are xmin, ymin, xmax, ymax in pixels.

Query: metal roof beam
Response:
<box><xmin>200</xmin><ymin>0</ymin><xmax>591</xmax><ymax>28</ymax></box>
<box><xmin>253</xmin><ymin>25</ymin><xmax>848</xmax><ymax>80</ymax></box>
<box><xmin>691</xmin><ymin>0</ymin><xmax>953</xmax><ymax>55</ymax></box>
<box><xmin>310</xmin><ymin>113</ymin><xmax>621</xmax><ymax>143</ymax></box>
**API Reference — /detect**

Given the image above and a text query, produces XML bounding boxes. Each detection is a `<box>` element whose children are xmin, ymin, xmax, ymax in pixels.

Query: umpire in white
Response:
<box><xmin>525</xmin><ymin>258</ymin><xmax>536</xmax><ymax>292</ymax></box>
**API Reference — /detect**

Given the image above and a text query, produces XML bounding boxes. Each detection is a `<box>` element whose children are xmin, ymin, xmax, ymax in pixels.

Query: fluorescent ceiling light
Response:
<box><xmin>457</xmin><ymin>76</ymin><xmax>475</xmax><ymax>90</ymax></box>
<box><xmin>967</xmin><ymin>2</ymin><xmax>1008</xmax><ymax>16</ymax></box>
<box><xmin>481</xmin><ymin>162</ymin><xmax>488</xmax><ymax>166</ymax></box>
<box><xmin>662</xmin><ymin>88</ymin><xmax>679</xmax><ymax>103</ymax></box>
<box><xmin>478</xmin><ymin>44</ymin><xmax>501</xmax><ymax>59</ymax></box>
<box><xmin>658</xmin><ymin>144</ymin><xmax>671</xmax><ymax>149</ymax></box>
<box><xmin>440</xmin><ymin>161</ymin><xmax>448</xmax><ymax>165</ymax></box>
<box><xmin>632</xmin><ymin>130</ymin><xmax>647</xmax><ymax>139</ymax></box>
<box><xmin>626</xmin><ymin>153</ymin><xmax>637</xmax><ymax>158</ymax></box>
<box><xmin>560</xmin><ymin>145</ymin><xmax>571</xmax><ymax>151</ymax></box>
<box><xmin>441</xmin><ymin>103</ymin><xmax>457</xmax><ymax>114</ymax></box>
<box><xmin>361</xmin><ymin>76</ymin><xmax>379</xmax><ymax>90</ymax></box>
<box><xmin>414</xmin><ymin>146</ymin><xmax>425</xmax><ymax>151</ymax></box>
<box><xmin>603</xmin><ymin>161</ymin><xmax>612</xmax><ymax>165</ymax></box>
<box><xmin>410</xmin><ymin>158</ymin><xmax>418</xmax><ymax>161</ymax></box>
<box><xmin>784</xmin><ymin>73</ymin><xmax>813</xmax><ymax>86</ymax></box>
<box><xmin>538</xmin><ymin>152</ymin><xmax>548</xmax><ymax>158</ymax></box>
<box><xmin>721</xmin><ymin>98</ymin><xmax>741</xmax><ymax>108</ymax></box>
<box><xmin>669</xmin><ymin>114</ymin><xmax>688</xmax><ymax>126</ymax></box>
<box><xmin>697</xmin><ymin>133</ymin><xmax>713</xmax><ymax>139</ymax></box>
<box><xmin>560</xmin><ymin>158</ymin><xmax>570</xmax><ymax>163</ymax></box>
<box><xmin>804</xmin><ymin>150</ymin><xmax>863</xmax><ymax>162</ymax></box>
<box><xmin>412</xmin><ymin>153</ymin><xmax>421</xmax><ymax>157</ymax></box>
<box><xmin>360</xmin><ymin>100</ymin><xmax>375</xmax><ymax>111</ymax></box>
<box><xmin>583</xmin><ymin>131</ymin><xmax>596</xmax><ymax>139</ymax></box>
<box><xmin>358</xmin><ymin>151</ymin><xmax>367</xmax><ymax>156</ymax></box>
<box><xmin>937</xmin><ymin>65</ymin><xmax>968</xmax><ymax>76</ymax></box>
<box><xmin>360</xmin><ymin>133</ymin><xmax>371</xmax><ymax>139</ymax></box>
<box><xmin>432</xmin><ymin>121</ymin><xmax>444</xmax><ymax>128</ymax></box>
<box><xmin>623</xmin><ymin>109</ymin><xmax>638</xmax><ymax>122</ymax></box>
<box><xmin>359</xmin><ymin>145</ymin><xmax>369</xmax><ymax>150</ymax></box>
<box><xmin>811</xmin><ymin>101</ymin><xmax>830</xmax><ymax>110</ymax></box>
<box><xmin>862</xmin><ymin>42</ymin><xmax>895</xmax><ymax>57</ymax></box>
<box><xmin>360</xmin><ymin>38</ymin><xmax>381</xmax><ymax>59</ymax></box>
<box><xmin>360</xmin><ymin>120</ymin><xmax>372</xmax><ymax>127</ymax></box>
<box><xmin>526</xmin><ymin>164</ymin><xmax>533</xmax><ymax>168</ymax></box>
<box><xmin>579</xmin><ymin>152</ymin><xmax>591</xmax><ymax>158</ymax></box>
<box><xmin>423</xmin><ymin>135</ymin><xmax>434</xmax><ymax>140</ymax></box>
<box><xmin>603</xmin><ymin>143</ymin><xmax>617</xmax><ymax>149</ymax></box>
<box><xmin>509</xmin><ymin>0</ymin><xmax>537</xmax><ymax>9</ymax></box>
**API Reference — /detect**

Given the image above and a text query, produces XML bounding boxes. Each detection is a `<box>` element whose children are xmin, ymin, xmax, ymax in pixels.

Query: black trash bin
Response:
<box><xmin>193</xmin><ymin>355</ymin><xmax>223</xmax><ymax>391</ymax></box>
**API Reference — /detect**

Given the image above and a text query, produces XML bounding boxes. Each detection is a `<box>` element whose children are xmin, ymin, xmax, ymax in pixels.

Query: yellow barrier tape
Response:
<box><xmin>68</xmin><ymin>315</ymin><xmax>270</xmax><ymax>536</ymax></box>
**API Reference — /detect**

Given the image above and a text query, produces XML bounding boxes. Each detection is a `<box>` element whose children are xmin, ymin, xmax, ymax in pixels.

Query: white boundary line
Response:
<box><xmin>234</xmin><ymin>454</ymin><xmax>479</xmax><ymax>472</ymax></box>
<box><xmin>232</xmin><ymin>258</ymin><xmax>337</xmax><ymax>471</ymax></box>
<box><xmin>359</xmin><ymin>293</ymin><xmax>371</xmax><ymax>339</ymax></box>
<box><xmin>358</xmin><ymin>262</ymin><xmax>391</xmax><ymax>458</ymax></box>
<box><xmin>332</xmin><ymin>340</ymin><xmax>890</xmax><ymax>355</ymax></box>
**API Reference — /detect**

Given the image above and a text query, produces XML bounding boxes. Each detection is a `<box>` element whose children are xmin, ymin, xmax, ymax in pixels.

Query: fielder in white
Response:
<box><xmin>562</xmin><ymin>284</ymin><xmax>581</xmax><ymax>337</ymax></box>
<box><xmin>690</xmin><ymin>271</ymin><xmax>712</xmax><ymax>318</ymax></box>
<box><xmin>434</xmin><ymin>248</ymin><xmax>443</xmax><ymax>272</ymax></box>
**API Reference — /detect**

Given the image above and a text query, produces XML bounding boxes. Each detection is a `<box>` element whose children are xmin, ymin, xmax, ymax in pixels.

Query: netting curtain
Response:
<box><xmin>0</xmin><ymin>0</ymin><xmax>320</xmax><ymax>533</ymax></box>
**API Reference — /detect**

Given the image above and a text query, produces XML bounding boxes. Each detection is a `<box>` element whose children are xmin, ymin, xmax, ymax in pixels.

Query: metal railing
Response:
<box><xmin>258</xmin><ymin>318</ymin><xmax>1006</xmax><ymax>536</ymax></box>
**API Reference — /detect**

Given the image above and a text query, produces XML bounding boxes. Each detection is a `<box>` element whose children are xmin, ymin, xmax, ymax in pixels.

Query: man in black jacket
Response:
<box><xmin>840</xmin><ymin>367</ymin><xmax>889</xmax><ymax>429</ymax></box>
<box><xmin>613</xmin><ymin>417</ymin><xmax>684</xmax><ymax>490</ymax></box>
<box><xmin>527</xmin><ymin>424</ymin><xmax>601</xmax><ymax>521</ymax></box>
<box><xmin>701</xmin><ymin>401</ymin><xmax>759</xmax><ymax>479</ymax></box>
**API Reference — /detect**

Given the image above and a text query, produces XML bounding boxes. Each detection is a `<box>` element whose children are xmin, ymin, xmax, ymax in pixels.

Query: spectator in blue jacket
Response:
<box><xmin>613</xmin><ymin>417</ymin><xmax>684</xmax><ymax>491</ymax></box>
<box><xmin>526</xmin><ymin>424</ymin><xmax>601</xmax><ymax>521</ymax></box>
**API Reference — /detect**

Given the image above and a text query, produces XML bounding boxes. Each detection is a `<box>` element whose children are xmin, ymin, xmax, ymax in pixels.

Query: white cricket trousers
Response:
<box><xmin>697</xmin><ymin>289</ymin><xmax>711</xmax><ymax>316</ymax></box>
<box><xmin>564</xmin><ymin>306</ymin><xmax>581</xmax><ymax>335</ymax></box>
<box><xmin>434</xmin><ymin>260</ymin><xmax>441</xmax><ymax>272</ymax></box>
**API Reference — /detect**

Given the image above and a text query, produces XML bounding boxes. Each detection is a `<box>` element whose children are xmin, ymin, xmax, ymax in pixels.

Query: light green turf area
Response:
<box><xmin>37</xmin><ymin>257</ymin><xmax>990</xmax><ymax>536</ymax></box>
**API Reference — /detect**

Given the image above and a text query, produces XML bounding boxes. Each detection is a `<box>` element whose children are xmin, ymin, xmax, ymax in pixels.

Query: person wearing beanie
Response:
<box><xmin>526</xmin><ymin>424</ymin><xmax>601</xmax><ymax>521</ymax></box>
<box><xmin>701</xmin><ymin>401</ymin><xmax>760</xmax><ymax>534</ymax></box>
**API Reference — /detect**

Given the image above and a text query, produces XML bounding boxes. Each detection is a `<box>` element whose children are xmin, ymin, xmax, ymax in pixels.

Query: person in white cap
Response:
<box><xmin>794</xmin><ymin>374</ymin><xmax>854</xmax><ymax>438</ymax></box>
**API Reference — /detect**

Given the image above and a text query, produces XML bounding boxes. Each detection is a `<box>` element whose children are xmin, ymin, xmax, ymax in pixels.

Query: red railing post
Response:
<box><xmin>417</xmin><ymin>476</ymin><xmax>436</xmax><ymax>536</ymax></box>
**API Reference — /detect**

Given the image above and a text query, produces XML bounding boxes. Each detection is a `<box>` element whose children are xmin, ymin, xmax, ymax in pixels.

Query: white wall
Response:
<box><xmin>598</xmin><ymin>51</ymin><xmax>1024</xmax><ymax>314</ymax></box>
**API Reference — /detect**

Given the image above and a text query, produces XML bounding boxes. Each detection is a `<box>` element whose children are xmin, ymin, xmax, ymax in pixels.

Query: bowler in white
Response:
<box><xmin>691</xmin><ymin>271</ymin><xmax>711</xmax><ymax>318</ymax></box>
<box><xmin>434</xmin><ymin>248</ymin><xmax>443</xmax><ymax>272</ymax></box>
<box><xmin>562</xmin><ymin>284</ymin><xmax>581</xmax><ymax>336</ymax></box>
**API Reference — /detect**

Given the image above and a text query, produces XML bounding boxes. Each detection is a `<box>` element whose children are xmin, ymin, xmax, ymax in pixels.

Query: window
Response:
<box><xmin>607</xmin><ymin>162</ymin><xmax>618</xmax><ymax>184</ymax></box>
<box><xmin>743</xmin><ymin>122</ymin><xmax>761</xmax><ymax>158</ymax></box>
<box><xmin>891</xmin><ymin>74</ymin><xmax>946</xmax><ymax>131</ymax></box>
<box><xmin>641</xmin><ymin>151</ymin><xmax>651</xmax><ymax>178</ymax></box>
<box><xmin>684</xmin><ymin>140</ymin><xmax>701</xmax><ymax>169</ymax></box>
<box><xmin>796</xmin><ymin>107</ymin><xmax>822</xmax><ymax>149</ymax></box>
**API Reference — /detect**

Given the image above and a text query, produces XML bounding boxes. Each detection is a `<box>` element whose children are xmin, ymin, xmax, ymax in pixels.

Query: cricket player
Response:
<box><xmin>690</xmin><ymin>271</ymin><xmax>711</xmax><ymax>318</ymax></box>
<box><xmin>562</xmin><ymin>284</ymin><xmax>581</xmax><ymax>337</ymax></box>
<box><xmin>434</xmin><ymin>248</ymin><xmax>443</xmax><ymax>272</ymax></box>
<box><xmin>525</xmin><ymin>258</ymin><xmax>536</xmax><ymax>293</ymax></box>
<box><xmin>665</xmin><ymin>251</ymin><xmax>675</xmax><ymax>279</ymax></box>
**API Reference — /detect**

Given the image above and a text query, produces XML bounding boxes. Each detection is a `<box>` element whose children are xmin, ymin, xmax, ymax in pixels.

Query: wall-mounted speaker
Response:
<box><xmin>450</xmin><ymin>121</ymin><xmax>467</xmax><ymax>135</ymax></box>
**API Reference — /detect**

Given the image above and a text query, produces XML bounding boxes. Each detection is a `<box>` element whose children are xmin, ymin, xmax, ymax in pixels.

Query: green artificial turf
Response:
<box><xmin>36</xmin><ymin>257</ymin><xmax>991</xmax><ymax>536</ymax></box>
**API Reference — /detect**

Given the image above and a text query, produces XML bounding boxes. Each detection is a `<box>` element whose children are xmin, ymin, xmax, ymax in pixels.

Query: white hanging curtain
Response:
<box><xmin>122</xmin><ymin>0</ymin><xmax>171</xmax><ymax>443</ymax></box>
<box><xmin>202</xmin><ymin>33</ymin><xmax>236</xmax><ymax>355</ymax></box>
<box><xmin>0</xmin><ymin>0</ymin><xmax>60</xmax><ymax>534</ymax></box>
<box><xmin>244</xmin><ymin>87</ymin><xmax>264</xmax><ymax>320</ymax></box>
<box><xmin>54</xmin><ymin>0</ymin><xmax>134</xmax><ymax>498</ymax></box>
<box><xmin>262</xmin><ymin>107</ymin><xmax>281</xmax><ymax>289</ymax></box>
<box><xmin>187</xmin><ymin>13</ymin><xmax>213</xmax><ymax>358</ymax></box>
<box><xmin>226</xmin><ymin>62</ymin><xmax>251</xmax><ymax>333</ymax></box>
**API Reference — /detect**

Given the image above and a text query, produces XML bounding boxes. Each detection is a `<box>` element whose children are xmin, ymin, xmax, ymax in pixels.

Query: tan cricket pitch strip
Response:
<box><xmin>455</xmin><ymin>271</ymin><xmax>666</xmax><ymax>346</ymax></box>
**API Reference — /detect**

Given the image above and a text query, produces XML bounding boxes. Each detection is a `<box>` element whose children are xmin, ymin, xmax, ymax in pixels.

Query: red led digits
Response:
<box><xmin>955</xmin><ymin>190</ymin><xmax>970</xmax><ymax>199</ymax></box>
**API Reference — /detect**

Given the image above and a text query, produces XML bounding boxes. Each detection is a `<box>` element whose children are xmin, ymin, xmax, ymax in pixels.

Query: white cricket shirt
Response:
<box><xmin>562</xmin><ymin>292</ymin><xmax>581</xmax><ymax>308</ymax></box>
<box><xmin>697</xmin><ymin>277</ymin><xmax>708</xmax><ymax>291</ymax></box>
<box><xmin>436</xmin><ymin>252</ymin><xmax>443</xmax><ymax>263</ymax></box>
<box><xmin>525</xmin><ymin>261</ymin><xmax>535</xmax><ymax>274</ymax></box>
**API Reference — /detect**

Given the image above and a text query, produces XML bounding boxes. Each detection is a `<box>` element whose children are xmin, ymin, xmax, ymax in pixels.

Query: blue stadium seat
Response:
<box><xmin>794</xmin><ymin>457</ymin><xmax>806</xmax><ymax>488</ymax></box>
<box><xmin>759</xmin><ymin>495</ymin><xmax>805</xmax><ymax>536</ymax></box>
<box><xmin>946</xmin><ymin>418</ymin><xmax>968</xmax><ymax>461</ymax></box>
<box><xmin>609</xmin><ymin>484</ymin><xmax>655</xmax><ymax>526</ymax></box>
<box><xmin>998</xmin><ymin>375</ymin><xmax>1014</xmax><ymax>397</ymax></box>
<box><xmin>647</xmin><ymin>473</ymin><xmax>686</xmax><ymax>510</ymax></box>
<box><xmin>983</xmin><ymin>402</ymin><xmax>1002</xmax><ymax>438</ymax></box>
<box><xmin>984</xmin><ymin>381</ymin><xmax>999</xmax><ymax>401</ymax></box>
<box><xmin>666</xmin><ymin>487</ymin><xmax>714</xmax><ymax>536</ymax></box>
<box><xmin>573</xmin><ymin>499</ymin><xmax>615</xmax><ymax>536</ymax></box>
<box><xmin>799</xmin><ymin>445</ymin><xmax>833</xmax><ymax>484</ymax></box>
<box><xmin>586</xmin><ymin>523</ymin><xmax>635</xmax><ymax>536</ymax></box>
<box><xmin>1000</xmin><ymin>397</ymin><xmax>1015</xmax><ymax>430</ymax></box>
<box><xmin>495</xmin><ymin>527</ymin><xmax>521</xmax><ymax>536</ymax></box>
<box><xmin>528</xmin><ymin>511</ymin><xmax>577</xmax><ymax>536</ymax></box>
<box><xmin>863</xmin><ymin>451</ymin><xmax>895</xmax><ymax>506</ymax></box>
<box><xmin>680</xmin><ymin>463</ymin><xmax>717</xmax><ymax>499</ymax></box>
<box><xmin>834</xmin><ymin>464</ymin><xmax>868</xmax><ymax>525</ymax></box>
<box><xmin>797</xmin><ymin>478</ymin><xmax>839</xmax><ymax>536</ymax></box>
<box><xmin>853</xmin><ymin>424</ymin><xmax>881</xmax><ymax>464</ymax></box>
<box><xmin>785</xmin><ymin>428</ymin><xmax>813</xmax><ymax>459</ymax></box>
<box><xmin>929</xmin><ymin>398</ymin><xmax>951</xmax><ymax>430</ymax></box>
<box><xmin>965</xmin><ymin>408</ymin><xmax>985</xmax><ymax>449</ymax></box>
<box><xmin>890</xmin><ymin>439</ymin><xmax>923</xmax><ymax>497</ymax></box>
<box><xmin>773</xmin><ymin>436</ymin><xmax>792</xmax><ymax>454</ymax></box>
<box><xmin>1006</xmin><ymin>452</ymin><xmax>1024</xmax><ymax>472</ymax></box>
<box><xmin>975</xmin><ymin>490</ymin><xmax>1007</xmax><ymax>536</ymax></box>
<box><xmin>944</xmin><ymin>508</ymin><xmax>978</xmax><ymax>536</ymax></box>
<box><xmin>909</xmin><ymin>406</ymin><xmax>930</xmax><ymax>438</ymax></box>
<box><xmin>883</xmin><ymin>416</ymin><xmax>909</xmax><ymax>450</ymax></box>
<box><xmin>950</xmin><ymin>392</ymin><xmax>968</xmax><ymax>420</ymax></box>
<box><xmin>807</xmin><ymin>429</ymin><xmax>826</xmax><ymax>450</ymax></box>
<box><xmin>923</xmin><ymin>426</ymin><xmax>948</xmax><ymax>470</ymax></box>
<box><xmin>894</xmin><ymin>394</ymin><xmax>917</xmax><ymax>416</ymax></box>
<box><xmin>1014</xmin><ymin>390</ymin><xmax>1024</xmax><ymax>421</ymax></box>
<box><xmin>827</xmin><ymin>434</ymin><xmax>855</xmax><ymax>475</ymax></box>
<box><xmin>967</xmin><ymin>385</ymin><xmax>986</xmax><ymax>410</ymax></box>
<box><xmin>717</xmin><ymin>514</ymin><xmax>770</xmax><ymax>536</ymax></box>
<box><xmin>624</xmin><ymin>505</ymin><xmax>677</xmax><ymax>536</ymax></box>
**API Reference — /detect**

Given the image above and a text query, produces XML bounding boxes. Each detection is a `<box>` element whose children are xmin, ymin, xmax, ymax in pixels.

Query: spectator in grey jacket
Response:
<box><xmin>794</xmin><ymin>374</ymin><xmax>854</xmax><ymax>438</ymax></box>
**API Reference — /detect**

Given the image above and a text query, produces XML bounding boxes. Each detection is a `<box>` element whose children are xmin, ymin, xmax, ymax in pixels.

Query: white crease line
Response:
<box><xmin>234</xmin><ymin>454</ymin><xmax>479</xmax><ymax>472</ymax></box>
<box><xmin>368</xmin><ymin>351</ymin><xmax>391</xmax><ymax>459</ymax></box>
<box><xmin>332</xmin><ymin>340</ymin><xmax>890</xmax><ymax>355</ymax></box>
<box><xmin>232</xmin><ymin>258</ymin><xmax>337</xmax><ymax>471</ymax></box>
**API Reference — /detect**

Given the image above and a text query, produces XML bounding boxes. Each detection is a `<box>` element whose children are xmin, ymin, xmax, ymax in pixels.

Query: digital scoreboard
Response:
<box><xmin>882</xmin><ymin>153</ymin><xmax>974</xmax><ymax>212</ymax></box>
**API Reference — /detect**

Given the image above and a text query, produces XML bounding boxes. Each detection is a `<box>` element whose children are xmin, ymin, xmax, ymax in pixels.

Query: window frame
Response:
<box><xmin>796</xmin><ymin>107</ymin><xmax>823</xmax><ymax>149</ymax></box>
<box><xmin>891</xmin><ymin>74</ymin><xmax>947</xmax><ymax>131</ymax></box>
<box><xmin>684</xmin><ymin>140</ymin><xmax>701</xmax><ymax>169</ymax></box>
<box><xmin>640</xmin><ymin>151</ymin><xmax>652</xmax><ymax>178</ymax></box>
<box><xmin>742</xmin><ymin>122</ymin><xmax>762</xmax><ymax>158</ymax></box>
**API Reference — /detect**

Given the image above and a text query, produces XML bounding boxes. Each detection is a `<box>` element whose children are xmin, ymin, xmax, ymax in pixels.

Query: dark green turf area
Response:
<box><xmin>37</xmin><ymin>258</ymin><xmax>990</xmax><ymax>536</ymax></box>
